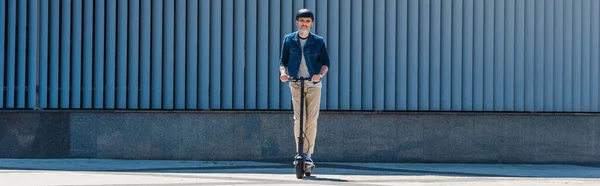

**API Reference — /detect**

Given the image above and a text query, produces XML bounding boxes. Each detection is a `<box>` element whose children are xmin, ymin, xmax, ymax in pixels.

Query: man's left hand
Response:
<box><xmin>311</xmin><ymin>74</ymin><xmax>322</xmax><ymax>82</ymax></box>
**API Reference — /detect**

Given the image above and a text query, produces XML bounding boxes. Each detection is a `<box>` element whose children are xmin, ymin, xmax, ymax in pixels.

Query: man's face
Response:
<box><xmin>296</xmin><ymin>17</ymin><xmax>313</xmax><ymax>33</ymax></box>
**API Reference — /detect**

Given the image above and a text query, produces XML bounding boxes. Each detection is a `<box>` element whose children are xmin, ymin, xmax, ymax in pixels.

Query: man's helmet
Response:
<box><xmin>296</xmin><ymin>9</ymin><xmax>314</xmax><ymax>21</ymax></box>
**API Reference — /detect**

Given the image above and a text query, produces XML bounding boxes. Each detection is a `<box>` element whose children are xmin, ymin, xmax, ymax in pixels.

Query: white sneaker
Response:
<box><xmin>305</xmin><ymin>155</ymin><xmax>314</xmax><ymax>166</ymax></box>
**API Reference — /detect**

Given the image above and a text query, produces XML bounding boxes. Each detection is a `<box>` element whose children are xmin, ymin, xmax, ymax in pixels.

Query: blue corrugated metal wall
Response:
<box><xmin>1</xmin><ymin>0</ymin><xmax>599</xmax><ymax>112</ymax></box>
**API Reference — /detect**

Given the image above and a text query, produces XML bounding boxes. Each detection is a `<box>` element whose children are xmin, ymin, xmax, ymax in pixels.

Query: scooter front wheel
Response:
<box><xmin>295</xmin><ymin>160</ymin><xmax>305</xmax><ymax>179</ymax></box>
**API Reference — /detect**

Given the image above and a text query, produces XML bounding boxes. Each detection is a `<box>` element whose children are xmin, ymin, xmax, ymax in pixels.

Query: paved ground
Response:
<box><xmin>2</xmin><ymin>159</ymin><xmax>600</xmax><ymax>186</ymax></box>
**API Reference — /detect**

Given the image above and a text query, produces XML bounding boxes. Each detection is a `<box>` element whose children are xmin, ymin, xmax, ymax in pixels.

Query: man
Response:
<box><xmin>279</xmin><ymin>9</ymin><xmax>330</xmax><ymax>166</ymax></box>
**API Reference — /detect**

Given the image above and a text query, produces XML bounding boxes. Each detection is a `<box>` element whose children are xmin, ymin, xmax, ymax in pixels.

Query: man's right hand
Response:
<box><xmin>280</xmin><ymin>74</ymin><xmax>290</xmax><ymax>82</ymax></box>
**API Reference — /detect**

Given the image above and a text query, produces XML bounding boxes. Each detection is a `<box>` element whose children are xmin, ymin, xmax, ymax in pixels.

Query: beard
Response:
<box><xmin>298</xmin><ymin>28</ymin><xmax>310</xmax><ymax>35</ymax></box>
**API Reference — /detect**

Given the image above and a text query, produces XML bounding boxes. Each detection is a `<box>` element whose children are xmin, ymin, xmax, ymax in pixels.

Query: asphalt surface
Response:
<box><xmin>2</xmin><ymin>159</ymin><xmax>600</xmax><ymax>186</ymax></box>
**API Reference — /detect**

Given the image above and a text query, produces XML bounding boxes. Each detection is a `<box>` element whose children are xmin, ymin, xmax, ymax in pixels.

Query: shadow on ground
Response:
<box><xmin>2</xmin><ymin>159</ymin><xmax>600</xmax><ymax>180</ymax></box>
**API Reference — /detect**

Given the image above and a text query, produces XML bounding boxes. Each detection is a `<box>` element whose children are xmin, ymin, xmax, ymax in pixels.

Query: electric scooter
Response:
<box><xmin>288</xmin><ymin>76</ymin><xmax>316</xmax><ymax>179</ymax></box>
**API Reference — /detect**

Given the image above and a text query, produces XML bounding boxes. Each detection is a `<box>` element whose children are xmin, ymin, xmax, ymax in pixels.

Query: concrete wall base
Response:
<box><xmin>1</xmin><ymin>111</ymin><xmax>599</xmax><ymax>164</ymax></box>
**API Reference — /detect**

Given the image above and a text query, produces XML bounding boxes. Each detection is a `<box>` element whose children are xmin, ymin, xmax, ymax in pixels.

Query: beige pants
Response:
<box><xmin>290</xmin><ymin>85</ymin><xmax>321</xmax><ymax>156</ymax></box>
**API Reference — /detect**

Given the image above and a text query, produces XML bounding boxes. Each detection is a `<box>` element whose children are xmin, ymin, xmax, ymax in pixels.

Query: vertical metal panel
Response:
<box><xmin>514</xmin><ymin>0</ymin><xmax>525</xmax><ymax>111</ymax></box>
<box><xmin>362</xmin><ymin>0</ymin><xmax>373</xmax><ymax>110</ymax></box>
<box><xmin>534</xmin><ymin>0</ymin><xmax>544</xmax><ymax>111</ymax></box>
<box><xmin>233</xmin><ymin>0</ymin><xmax>245</xmax><ymax>109</ymax></box>
<box><xmin>564</xmin><ymin>0</ymin><xmax>573</xmax><ymax>111</ymax></box>
<box><xmin>83</xmin><ymin>0</ymin><xmax>94</xmax><ymax>108</ymax></box>
<box><xmin>151</xmin><ymin>0</ymin><xmax>163</xmax><ymax>109</ymax></box>
<box><xmin>350</xmin><ymin>0</ymin><xmax>362</xmax><ymax>110</ymax></box>
<box><xmin>222</xmin><ymin>0</ymin><xmax>233</xmax><ymax>109</ymax></box>
<box><xmin>592</xmin><ymin>0</ymin><xmax>600</xmax><ymax>111</ymax></box>
<box><xmin>39</xmin><ymin>0</ymin><xmax>48</xmax><ymax>109</ymax></box>
<box><xmin>210</xmin><ymin>0</ymin><xmax>221</xmax><ymax>109</ymax></box>
<box><xmin>0</xmin><ymin>0</ymin><xmax>5</xmax><ymax>108</ymax></box>
<box><xmin>72</xmin><ymin>0</ymin><xmax>83</xmax><ymax>109</ymax></box>
<box><xmin>463</xmin><ymin>0</ymin><xmax>474</xmax><ymax>111</ymax></box>
<box><xmin>397</xmin><ymin>0</ymin><xmax>408</xmax><ymax>110</ymax></box>
<box><xmin>116</xmin><ymin>0</ymin><xmax>128</xmax><ymax>109</ymax></box>
<box><xmin>245</xmin><ymin>0</ymin><xmax>257</xmax><ymax>109</ymax></box>
<box><xmin>441</xmin><ymin>0</ymin><xmax>451</xmax><ymax>110</ymax></box>
<box><xmin>187</xmin><ymin>0</ymin><xmax>198</xmax><ymax>109</ymax></box>
<box><xmin>105</xmin><ymin>0</ymin><xmax>116</xmax><ymax>109</ymax></box>
<box><xmin>554</xmin><ymin>0</ymin><xmax>564</xmax><ymax>111</ymax></box>
<box><xmin>419</xmin><ymin>0</ymin><xmax>430</xmax><ymax>110</ymax></box>
<box><xmin>442</xmin><ymin>1</ymin><xmax>454</xmax><ymax>110</ymax></box>
<box><xmin>27</xmin><ymin>0</ymin><xmax>38</xmax><ymax>106</ymax></box>
<box><xmin>49</xmin><ymin>0</ymin><xmax>59</xmax><ymax>108</ymax></box>
<box><xmin>408</xmin><ymin>0</ymin><xmax>419</xmax><ymax>110</ymax></box>
<box><xmin>199</xmin><ymin>0</ymin><xmax>209</xmax><ymax>109</ymax></box>
<box><xmin>60</xmin><ymin>0</ymin><xmax>71</xmax><ymax>108</ymax></box>
<box><xmin>140</xmin><ymin>0</ymin><xmax>151</xmax><ymax>109</ymax></box>
<box><xmin>451</xmin><ymin>0</ymin><xmax>462</xmax><ymax>111</ymax></box>
<box><xmin>163</xmin><ymin>0</ymin><xmax>174</xmax><ymax>109</ymax></box>
<box><xmin>473</xmin><ymin>0</ymin><xmax>484</xmax><ymax>111</ymax></box>
<box><xmin>384</xmin><ymin>0</ymin><xmax>395</xmax><ymax>110</ymax></box>
<box><xmin>339</xmin><ymin>0</ymin><xmax>350</xmax><ymax>110</ymax></box>
<box><xmin>94</xmin><ymin>0</ymin><xmax>105</xmax><ymax>109</ymax></box>
<box><xmin>573</xmin><ymin>0</ymin><xmax>583</xmax><ymax>112</ymax></box>
<box><xmin>26</xmin><ymin>0</ymin><xmax>39</xmax><ymax>108</ymax></box>
<box><xmin>504</xmin><ymin>0</ymin><xmax>515</xmax><ymax>111</ymax></box>
<box><xmin>17</xmin><ymin>0</ymin><xmax>27</xmax><ymax>108</ymax></box>
<box><xmin>525</xmin><ymin>0</ymin><xmax>535</xmax><ymax>111</ymax></box>
<box><xmin>279</xmin><ymin>0</ymin><xmax>291</xmax><ymax>110</ymax></box>
<box><xmin>373</xmin><ymin>0</ymin><xmax>385</xmax><ymax>111</ymax></box>
<box><xmin>545</xmin><ymin>0</ymin><xmax>555</xmax><ymax>111</ymax></box>
<box><xmin>174</xmin><ymin>0</ymin><xmax>186</xmax><ymax>109</ymax></box>
<box><xmin>429</xmin><ymin>0</ymin><xmax>441</xmax><ymax>111</ymax></box>
<box><xmin>257</xmin><ymin>0</ymin><xmax>269</xmax><ymax>109</ymax></box>
<box><xmin>483</xmin><ymin>0</ymin><xmax>494</xmax><ymax>111</ymax></box>
<box><xmin>494</xmin><ymin>0</ymin><xmax>503</xmax><ymax>111</ymax></box>
<box><xmin>129</xmin><ymin>0</ymin><xmax>140</xmax><ymax>109</ymax></box>
<box><xmin>6</xmin><ymin>0</ymin><xmax>16</xmax><ymax>108</ymax></box>
<box><xmin>276</xmin><ymin>0</ymin><xmax>288</xmax><ymax>109</ymax></box>
<box><xmin>581</xmin><ymin>0</ymin><xmax>591</xmax><ymax>112</ymax></box>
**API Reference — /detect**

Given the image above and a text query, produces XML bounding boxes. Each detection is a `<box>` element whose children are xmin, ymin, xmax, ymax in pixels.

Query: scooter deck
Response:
<box><xmin>305</xmin><ymin>164</ymin><xmax>315</xmax><ymax>172</ymax></box>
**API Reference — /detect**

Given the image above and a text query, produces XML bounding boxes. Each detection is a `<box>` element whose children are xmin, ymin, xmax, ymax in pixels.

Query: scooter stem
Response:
<box><xmin>298</xmin><ymin>78</ymin><xmax>305</xmax><ymax>156</ymax></box>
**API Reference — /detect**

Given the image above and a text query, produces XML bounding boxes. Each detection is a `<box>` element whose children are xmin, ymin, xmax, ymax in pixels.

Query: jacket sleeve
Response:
<box><xmin>279</xmin><ymin>36</ymin><xmax>289</xmax><ymax>68</ymax></box>
<box><xmin>318</xmin><ymin>41</ymin><xmax>330</xmax><ymax>68</ymax></box>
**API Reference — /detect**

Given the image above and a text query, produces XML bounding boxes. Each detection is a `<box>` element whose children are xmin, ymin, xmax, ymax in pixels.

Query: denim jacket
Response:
<box><xmin>279</xmin><ymin>31</ymin><xmax>330</xmax><ymax>78</ymax></box>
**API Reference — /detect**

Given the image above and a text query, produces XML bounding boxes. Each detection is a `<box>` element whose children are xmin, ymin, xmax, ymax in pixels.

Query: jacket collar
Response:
<box><xmin>292</xmin><ymin>31</ymin><xmax>314</xmax><ymax>45</ymax></box>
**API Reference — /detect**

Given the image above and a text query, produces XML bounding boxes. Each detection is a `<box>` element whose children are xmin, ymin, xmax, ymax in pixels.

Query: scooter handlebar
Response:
<box><xmin>287</xmin><ymin>77</ymin><xmax>313</xmax><ymax>82</ymax></box>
